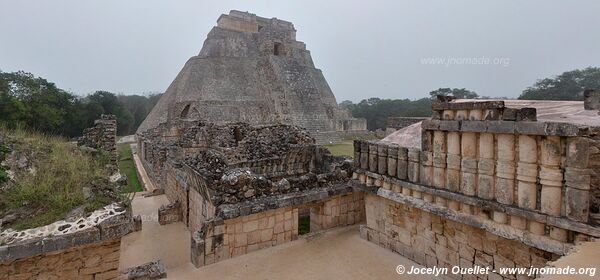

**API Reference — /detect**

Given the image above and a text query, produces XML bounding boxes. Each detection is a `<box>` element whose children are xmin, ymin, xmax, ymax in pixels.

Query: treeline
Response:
<box><xmin>0</xmin><ymin>71</ymin><xmax>160</xmax><ymax>137</ymax></box>
<box><xmin>344</xmin><ymin>67</ymin><xmax>600</xmax><ymax>131</ymax></box>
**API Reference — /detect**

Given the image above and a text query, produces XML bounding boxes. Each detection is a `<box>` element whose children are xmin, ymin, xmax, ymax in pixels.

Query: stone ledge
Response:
<box><xmin>0</xmin><ymin>207</ymin><xmax>133</xmax><ymax>263</ymax></box>
<box><xmin>352</xmin><ymin>170</ymin><xmax>600</xmax><ymax>238</ymax></box>
<box><xmin>422</xmin><ymin>119</ymin><xmax>589</xmax><ymax>136</ymax></box>
<box><xmin>217</xmin><ymin>183</ymin><xmax>354</xmax><ymax>220</ymax></box>
<box><xmin>372</xmin><ymin>188</ymin><xmax>572</xmax><ymax>255</ymax></box>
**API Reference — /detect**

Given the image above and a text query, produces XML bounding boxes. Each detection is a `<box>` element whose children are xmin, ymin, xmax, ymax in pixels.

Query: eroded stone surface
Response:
<box><xmin>0</xmin><ymin>203</ymin><xmax>126</xmax><ymax>245</ymax></box>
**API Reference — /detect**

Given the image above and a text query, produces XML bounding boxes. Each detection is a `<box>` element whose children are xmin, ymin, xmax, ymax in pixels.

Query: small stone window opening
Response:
<box><xmin>180</xmin><ymin>104</ymin><xmax>191</xmax><ymax>118</ymax></box>
<box><xmin>258</xmin><ymin>25</ymin><xmax>264</xmax><ymax>32</ymax></box>
<box><xmin>274</xmin><ymin>42</ymin><xmax>282</xmax><ymax>56</ymax></box>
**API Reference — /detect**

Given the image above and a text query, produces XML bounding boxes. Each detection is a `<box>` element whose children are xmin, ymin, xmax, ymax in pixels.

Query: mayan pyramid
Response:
<box><xmin>138</xmin><ymin>10</ymin><xmax>365</xmax><ymax>144</ymax></box>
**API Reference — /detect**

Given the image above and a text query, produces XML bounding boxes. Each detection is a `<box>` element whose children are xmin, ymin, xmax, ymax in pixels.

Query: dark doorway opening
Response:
<box><xmin>298</xmin><ymin>208</ymin><xmax>310</xmax><ymax>235</ymax></box>
<box><xmin>274</xmin><ymin>42</ymin><xmax>282</xmax><ymax>56</ymax></box>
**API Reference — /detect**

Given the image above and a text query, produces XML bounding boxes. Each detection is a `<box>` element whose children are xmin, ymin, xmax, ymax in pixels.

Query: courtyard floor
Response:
<box><xmin>119</xmin><ymin>194</ymin><xmax>431</xmax><ymax>280</ymax></box>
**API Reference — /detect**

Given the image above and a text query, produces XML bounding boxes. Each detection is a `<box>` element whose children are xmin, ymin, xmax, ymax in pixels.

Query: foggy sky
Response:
<box><xmin>1</xmin><ymin>0</ymin><xmax>599</xmax><ymax>102</ymax></box>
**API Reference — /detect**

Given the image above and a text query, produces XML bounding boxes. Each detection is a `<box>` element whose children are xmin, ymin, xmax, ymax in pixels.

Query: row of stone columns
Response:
<box><xmin>353</xmin><ymin>133</ymin><xmax>591</xmax><ymax>225</ymax></box>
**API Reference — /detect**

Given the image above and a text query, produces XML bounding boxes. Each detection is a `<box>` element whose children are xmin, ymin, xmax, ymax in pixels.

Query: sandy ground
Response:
<box><xmin>119</xmin><ymin>194</ymin><xmax>190</xmax><ymax>270</ymax></box>
<box><xmin>543</xmin><ymin>241</ymin><xmax>600</xmax><ymax>280</ymax></box>
<box><xmin>120</xmin><ymin>194</ymin><xmax>432</xmax><ymax>280</ymax></box>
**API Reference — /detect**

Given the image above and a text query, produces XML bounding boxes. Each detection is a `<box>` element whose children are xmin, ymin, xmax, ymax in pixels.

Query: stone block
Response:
<box><xmin>517</xmin><ymin>181</ymin><xmax>537</xmax><ymax>210</ymax></box>
<box><xmin>564</xmin><ymin>167</ymin><xmax>591</xmax><ymax>190</ymax></box>
<box><xmin>545</xmin><ymin>122</ymin><xmax>579</xmax><ymax>136</ymax></box>
<box><xmin>565</xmin><ymin>187</ymin><xmax>589</xmax><ymax>222</ymax></box>
<box><xmin>566</xmin><ymin>138</ymin><xmax>589</xmax><ymax>168</ymax></box>
<box><xmin>516</xmin><ymin>121</ymin><xmax>546</xmax><ymax>135</ymax></box>
<box><xmin>439</xmin><ymin>120</ymin><xmax>460</xmax><ymax>131</ymax></box>
<box><xmin>461</xmin><ymin>121</ymin><xmax>486</xmax><ymax>132</ymax></box>
<box><xmin>540</xmin><ymin>185</ymin><xmax>562</xmax><ymax>216</ymax></box>
<box><xmin>487</xmin><ymin>121</ymin><xmax>515</xmax><ymax>134</ymax></box>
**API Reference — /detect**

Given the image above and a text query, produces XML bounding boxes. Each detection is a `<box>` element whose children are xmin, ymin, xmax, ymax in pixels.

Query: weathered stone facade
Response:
<box><xmin>137</xmin><ymin>10</ymin><xmax>366</xmax><ymax>144</ymax></box>
<box><xmin>0</xmin><ymin>207</ymin><xmax>133</xmax><ymax>280</ymax></box>
<box><xmin>353</xmin><ymin>98</ymin><xmax>600</xmax><ymax>279</ymax></box>
<box><xmin>78</xmin><ymin>114</ymin><xmax>118</xmax><ymax>163</ymax></box>
<box><xmin>137</xmin><ymin>118</ymin><xmax>366</xmax><ymax>266</ymax></box>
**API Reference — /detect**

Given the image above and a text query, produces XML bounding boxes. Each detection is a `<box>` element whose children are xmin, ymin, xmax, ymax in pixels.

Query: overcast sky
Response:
<box><xmin>1</xmin><ymin>0</ymin><xmax>599</xmax><ymax>102</ymax></box>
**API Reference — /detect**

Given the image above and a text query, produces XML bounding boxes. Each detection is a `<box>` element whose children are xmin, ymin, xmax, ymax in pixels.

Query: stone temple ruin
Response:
<box><xmin>137</xmin><ymin>90</ymin><xmax>600</xmax><ymax>277</ymax></box>
<box><xmin>354</xmin><ymin>95</ymin><xmax>600</xmax><ymax>278</ymax></box>
<box><xmin>137</xmin><ymin>10</ymin><xmax>366</xmax><ymax>144</ymax></box>
<box><xmin>3</xmin><ymin>9</ymin><xmax>600</xmax><ymax>280</ymax></box>
<box><xmin>138</xmin><ymin>119</ymin><xmax>365</xmax><ymax>266</ymax></box>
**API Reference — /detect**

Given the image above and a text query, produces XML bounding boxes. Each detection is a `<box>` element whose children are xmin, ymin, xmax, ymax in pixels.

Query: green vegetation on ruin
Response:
<box><xmin>117</xmin><ymin>143</ymin><xmax>143</xmax><ymax>193</ymax></box>
<box><xmin>0</xmin><ymin>128</ymin><xmax>122</xmax><ymax>230</ymax></box>
<box><xmin>324</xmin><ymin>140</ymin><xmax>355</xmax><ymax>157</ymax></box>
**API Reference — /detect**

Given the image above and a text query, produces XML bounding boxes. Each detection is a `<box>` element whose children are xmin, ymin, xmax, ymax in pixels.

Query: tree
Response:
<box><xmin>429</xmin><ymin>88</ymin><xmax>479</xmax><ymax>100</ymax></box>
<box><xmin>344</xmin><ymin>98</ymin><xmax>432</xmax><ymax>131</ymax></box>
<box><xmin>518</xmin><ymin>67</ymin><xmax>600</xmax><ymax>100</ymax></box>
<box><xmin>86</xmin><ymin>91</ymin><xmax>134</xmax><ymax>135</ymax></box>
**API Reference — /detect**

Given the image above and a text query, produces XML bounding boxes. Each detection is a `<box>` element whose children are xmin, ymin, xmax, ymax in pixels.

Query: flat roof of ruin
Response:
<box><xmin>454</xmin><ymin>99</ymin><xmax>600</xmax><ymax>126</ymax></box>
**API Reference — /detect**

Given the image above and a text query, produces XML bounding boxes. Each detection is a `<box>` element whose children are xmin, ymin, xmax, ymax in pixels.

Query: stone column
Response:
<box><xmin>539</xmin><ymin>136</ymin><xmax>563</xmax><ymax>216</ymax></box>
<box><xmin>565</xmin><ymin>138</ymin><xmax>591</xmax><ymax>223</ymax></box>
<box><xmin>445</xmin><ymin>132</ymin><xmax>461</xmax><ymax>192</ymax></box>
<box><xmin>360</xmin><ymin>141</ymin><xmax>369</xmax><ymax>170</ymax></box>
<box><xmin>407</xmin><ymin>148</ymin><xmax>420</xmax><ymax>183</ymax></box>
<box><xmin>432</xmin><ymin>131</ymin><xmax>447</xmax><ymax>189</ymax></box>
<box><xmin>420</xmin><ymin>151</ymin><xmax>433</xmax><ymax>186</ymax></box>
<box><xmin>353</xmin><ymin>140</ymin><xmax>361</xmax><ymax>168</ymax></box>
<box><xmin>368</xmin><ymin>142</ymin><xmax>378</xmax><ymax>173</ymax></box>
<box><xmin>517</xmin><ymin>135</ymin><xmax>538</xmax><ymax>210</ymax></box>
<box><xmin>477</xmin><ymin>133</ymin><xmax>495</xmax><ymax>199</ymax></box>
<box><xmin>517</xmin><ymin>135</ymin><xmax>544</xmax><ymax>234</ymax></box>
<box><xmin>387</xmin><ymin>145</ymin><xmax>398</xmax><ymax>177</ymax></box>
<box><xmin>460</xmin><ymin>132</ymin><xmax>478</xmax><ymax>196</ymax></box>
<box><xmin>377</xmin><ymin>144</ymin><xmax>388</xmax><ymax>175</ymax></box>
<box><xmin>496</xmin><ymin>134</ymin><xmax>516</xmax><ymax>205</ymax></box>
<box><xmin>397</xmin><ymin>147</ymin><xmax>408</xmax><ymax>180</ymax></box>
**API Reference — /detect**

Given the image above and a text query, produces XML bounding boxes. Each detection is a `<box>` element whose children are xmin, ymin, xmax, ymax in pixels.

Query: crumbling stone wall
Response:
<box><xmin>78</xmin><ymin>114</ymin><xmax>118</xmax><ymax>163</ymax></box>
<box><xmin>584</xmin><ymin>89</ymin><xmax>600</xmax><ymax>110</ymax></box>
<box><xmin>353</xmin><ymin>99</ymin><xmax>600</xmax><ymax>279</ymax></box>
<box><xmin>0</xmin><ymin>239</ymin><xmax>121</xmax><ymax>279</ymax></box>
<box><xmin>0</xmin><ymin>209</ymin><xmax>132</xmax><ymax>279</ymax></box>
<box><xmin>361</xmin><ymin>194</ymin><xmax>558</xmax><ymax>279</ymax></box>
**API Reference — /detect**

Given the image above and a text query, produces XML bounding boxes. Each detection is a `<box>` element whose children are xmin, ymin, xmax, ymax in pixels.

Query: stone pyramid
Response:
<box><xmin>138</xmin><ymin>10</ymin><xmax>366</xmax><ymax>144</ymax></box>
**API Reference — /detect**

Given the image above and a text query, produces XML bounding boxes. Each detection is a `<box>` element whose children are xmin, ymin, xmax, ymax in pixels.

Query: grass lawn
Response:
<box><xmin>117</xmin><ymin>144</ymin><xmax>143</xmax><ymax>193</ymax></box>
<box><xmin>324</xmin><ymin>140</ymin><xmax>354</xmax><ymax>157</ymax></box>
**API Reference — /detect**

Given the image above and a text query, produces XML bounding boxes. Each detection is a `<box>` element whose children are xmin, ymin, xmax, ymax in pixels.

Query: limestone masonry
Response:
<box><xmin>353</xmin><ymin>96</ymin><xmax>600</xmax><ymax>279</ymax></box>
<box><xmin>137</xmin><ymin>10</ymin><xmax>366</xmax><ymax>144</ymax></box>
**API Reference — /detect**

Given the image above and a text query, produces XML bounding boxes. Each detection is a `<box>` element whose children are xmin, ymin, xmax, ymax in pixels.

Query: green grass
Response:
<box><xmin>0</xmin><ymin>128</ymin><xmax>118</xmax><ymax>230</ymax></box>
<box><xmin>324</xmin><ymin>140</ymin><xmax>354</xmax><ymax>157</ymax></box>
<box><xmin>117</xmin><ymin>144</ymin><xmax>143</xmax><ymax>193</ymax></box>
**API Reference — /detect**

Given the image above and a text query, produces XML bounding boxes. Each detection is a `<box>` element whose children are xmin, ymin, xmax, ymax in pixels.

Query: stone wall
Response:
<box><xmin>0</xmin><ymin>239</ymin><xmax>121</xmax><ymax>280</ymax></box>
<box><xmin>0</xmin><ymin>207</ymin><xmax>132</xmax><ymax>280</ymax></box>
<box><xmin>191</xmin><ymin>191</ymin><xmax>365</xmax><ymax>267</ymax></box>
<box><xmin>352</xmin><ymin>99</ymin><xmax>600</xmax><ymax>279</ymax></box>
<box><xmin>361</xmin><ymin>194</ymin><xmax>558</xmax><ymax>279</ymax></box>
<box><xmin>584</xmin><ymin>89</ymin><xmax>600</xmax><ymax>110</ymax></box>
<box><xmin>78</xmin><ymin>114</ymin><xmax>118</xmax><ymax>163</ymax></box>
<box><xmin>310</xmin><ymin>192</ymin><xmax>365</xmax><ymax>231</ymax></box>
<box><xmin>192</xmin><ymin>206</ymin><xmax>299</xmax><ymax>267</ymax></box>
